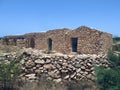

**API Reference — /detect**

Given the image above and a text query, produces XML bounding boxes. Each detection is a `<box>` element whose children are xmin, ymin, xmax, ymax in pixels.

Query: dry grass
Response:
<box><xmin>0</xmin><ymin>45</ymin><xmax>21</xmax><ymax>53</ymax></box>
<box><xmin>19</xmin><ymin>79</ymin><xmax>98</xmax><ymax>90</ymax></box>
<box><xmin>19</xmin><ymin>81</ymin><xmax>67</xmax><ymax>90</ymax></box>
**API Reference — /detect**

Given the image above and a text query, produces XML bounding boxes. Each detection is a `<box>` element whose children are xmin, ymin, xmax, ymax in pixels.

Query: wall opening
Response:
<box><xmin>30</xmin><ymin>38</ymin><xmax>35</xmax><ymax>48</ymax></box>
<box><xmin>71</xmin><ymin>37</ymin><xmax>78</xmax><ymax>52</ymax></box>
<box><xmin>47</xmin><ymin>38</ymin><xmax>52</xmax><ymax>51</ymax></box>
<box><xmin>4</xmin><ymin>38</ymin><xmax>9</xmax><ymax>45</ymax></box>
<box><xmin>13</xmin><ymin>39</ymin><xmax>17</xmax><ymax>46</ymax></box>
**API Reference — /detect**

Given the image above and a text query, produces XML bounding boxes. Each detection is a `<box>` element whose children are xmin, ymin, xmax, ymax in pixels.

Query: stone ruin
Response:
<box><xmin>0</xmin><ymin>48</ymin><xmax>110</xmax><ymax>83</ymax></box>
<box><xmin>0</xmin><ymin>26</ymin><xmax>112</xmax><ymax>55</ymax></box>
<box><xmin>0</xmin><ymin>26</ymin><xmax>113</xmax><ymax>83</ymax></box>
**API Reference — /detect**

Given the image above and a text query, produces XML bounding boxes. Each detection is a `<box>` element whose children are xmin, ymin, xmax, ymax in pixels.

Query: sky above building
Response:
<box><xmin>0</xmin><ymin>0</ymin><xmax>120</xmax><ymax>37</ymax></box>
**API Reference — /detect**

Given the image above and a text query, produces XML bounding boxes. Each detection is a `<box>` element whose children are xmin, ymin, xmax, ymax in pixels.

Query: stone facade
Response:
<box><xmin>1</xmin><ymin>26</ymin><xmax>112</xmax><ymax>54</ymax></box>
<box><xmin>0</xmin><ymin>48</ymin><xmax>110</xmax><ymax>82</ymax></box>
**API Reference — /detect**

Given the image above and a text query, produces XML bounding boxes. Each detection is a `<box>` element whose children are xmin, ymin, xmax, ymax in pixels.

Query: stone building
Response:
<box><xmin>1</xmin><ymin>26</ymin><xmax>112</xmax><ymax>54</ymax></box>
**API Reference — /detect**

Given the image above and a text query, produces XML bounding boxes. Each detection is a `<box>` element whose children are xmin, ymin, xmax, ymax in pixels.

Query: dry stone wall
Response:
<box><xmin>1</xmin><ymin>26</ymin><xmax>112</xmax><ymax>54</ymax></box>
<box><xmin>67</xmin><ymin>26</ymin><xmax>112</xmax><ymax>54</ymax></box>
<box><xmin>0</xmin><ymin>48</ymin><xmax>110</xmax><ymax>83</ymax></box>
<box><xmin>0</xmin><ymin>39</ymin><xmax>2</xmax><ymax>46</ymax></box>
<box><xmin>32</xmin><ymin>26</ymin><xmax>112</xmax><ymax>54</ymax></box>
<box><xmin>45</xmin><ymin>29</ymin><xmax>70</xmax><ymax>53</ymax></box>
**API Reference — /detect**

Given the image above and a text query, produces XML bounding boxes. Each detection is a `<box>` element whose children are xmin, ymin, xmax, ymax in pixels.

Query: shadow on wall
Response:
<box><xmin>47</xmin><ymin>38</ymin><xmax>52</xmax><ymax>51</ymax></box>
<box><xmin>29</xmin><ymin>38</ymin><xmax>35</xmax><ymax>48</ymax></box>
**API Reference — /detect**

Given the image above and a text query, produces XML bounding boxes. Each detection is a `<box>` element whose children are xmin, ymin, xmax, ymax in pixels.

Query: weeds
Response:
<box><xmin>113</xmin><ymin>36</ymin><xmax>120</xmax><ymax>44</ymax></box>
<box><xmin>0</xmin><ymin>53</ymin><xmax>22</xmax><ymax>90</ymax></box>
<box><xmin>95</xmin><ymin>51</ymin><xmax>120</xmax><ymax>90</ymax></box>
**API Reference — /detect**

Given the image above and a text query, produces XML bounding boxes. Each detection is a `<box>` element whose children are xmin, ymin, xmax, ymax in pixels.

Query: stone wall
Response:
<box><xmin>33</xmin><ymin>26</ymin><xmax>112</xmax><ymax>54</ymax></box>
<box><xmin>45</xmin><ymin>28</ymin><xmax>70</xmax><ymax>53</ymax></box>
<box><xmin>0</xmin><ymin>48</ymin><xmax>110</xmax><ymax>83</ymax></box>
<box><xmin>67</xmin><ymin>26</ymin><xmax>112</xmax><ymax>54</ymax></box>
<box><xmin>0</xmin><ymin>39</ymin><xmax>2</xmax><ymax>46</ymax></box>
<box><xmin>1</xmin><ymin>26</ymin><xmax>112</xmax><ymax>54</ymax></box>
<box><xmin>1</xmin><ymin>35</ymin><xmax>26</xmax><ymax>47</ymax></box>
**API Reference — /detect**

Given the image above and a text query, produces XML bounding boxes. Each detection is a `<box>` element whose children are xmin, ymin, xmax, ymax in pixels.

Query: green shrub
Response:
<box><xmin>95</xmin><ymin>67</ymin><xmax>120</xmax><ymax>90</ymax></box>
<box><xmin>113</xmin><ymin>36</ymin><xmax>120</xmax><ymax>44</ymax></box>
<box><xmin>107</xmin><ymin>51</ymin><xmax>120</xmax><ymax>68</ymax></box>
<box><xmin>0</xmin><ymin>54</ymin><xmax>22</xmax><ymax>90</ymax></box>
<box><xmin>113</xmin><ymin>45</ymin><xmax>120</xmax><ymax>52</ymax></box>
<box><xmin>95</xmin><ymin>51</ymin><xmax>120</xmax><ymax>90</ymax></box>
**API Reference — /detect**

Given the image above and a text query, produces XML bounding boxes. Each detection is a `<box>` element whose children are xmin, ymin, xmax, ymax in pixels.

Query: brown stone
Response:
<box><xmin>1</xmin><ymin>26</ymin><xmax>112</xmax><ymax>55</ymax></box>
<box><xmin>35</xmin><ymin>59</ymin><xmax>45</xmax><ymax>64</ymax></box>
<box><xmin>43</xmin><ymin>64</ymin><xmax>53</xmax><ymax>69</ymax></box>
<box><xmin>53</xmin><ymin>78</ymin><xmax>62</xmax><ymax>83</ymax></box>
<box><xmin>48</xmin><ymin>70</ymin><xmax>60</xmax><ymax>78</ymax></box>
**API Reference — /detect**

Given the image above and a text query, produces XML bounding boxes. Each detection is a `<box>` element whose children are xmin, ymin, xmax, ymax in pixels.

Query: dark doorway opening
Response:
<box><xmin>4</xmin><ymin>38</ymin><xmax>9</xmax><ymax>45</ymax></box>
<box><xmin>30</xmin><ymin>38</ymin><xmax>35</xmax><ymax>48</ymax></box>
<box><xmin>71</xmin><ymin>38</ymin><xmax>78</xmax><ymax>52</ymax></box>
<box><xmin>13</xmin><ymin>39</ymin><xmax>17</xmax><ymax>46</ymax></box>
<box><xmin>48</xmin><ymin>38</ymin><xmax>52</xmax><ymax>51</ymax></box>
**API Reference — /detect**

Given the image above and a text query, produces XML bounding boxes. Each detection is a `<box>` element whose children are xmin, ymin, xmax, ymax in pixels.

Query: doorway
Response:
<box><xmin>30</xmin><ymin>38</ymin><xmax>35</xmax><ymax>48</ymax></box>
<box><xmin>47</xmin><ymin>38</ymin><xmax>52</xmax><ymax>51</ymax></box>
<box><xmin>71</xmin><ymin>38</ymin><xmax>78</xmax><ymax>52</ymax></box>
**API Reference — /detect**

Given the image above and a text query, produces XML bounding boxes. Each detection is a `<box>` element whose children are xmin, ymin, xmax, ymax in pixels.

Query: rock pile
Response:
<box><xmin>0</xmin><ymin>48</ymin><xmax>110</xmax><ymax>83</ymax></box>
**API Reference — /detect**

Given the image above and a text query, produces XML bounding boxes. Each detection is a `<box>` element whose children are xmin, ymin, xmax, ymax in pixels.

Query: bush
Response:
<box><xmin>113</xmin><ymin>45</ymin><xmax>120</xmax><ymax>52</ymax></box>
<box><xmin>95</xmin><ymin>67</ymin><xmax>120</xmax><ymax>90</ymax></box>
<box><xmin>113</xmin><ymin>36</ymin><xmax>120</xmax><ymax>44</ymax></box>
<box><xmin>95</xmin><ymin>51</ymin><xmax>120</xmax><ymax>90</ymax></box>
<box><xmin>0</xmin><ymin>54</ymin><xmax>22</xmax><ymax>90</ymax></box>
<box><xmin>107</xmin><ymin>51</ymin><xmax>120</xmax><ymax>68</ymax></box>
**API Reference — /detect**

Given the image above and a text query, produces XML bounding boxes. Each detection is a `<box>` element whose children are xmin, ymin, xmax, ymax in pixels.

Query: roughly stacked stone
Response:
<box><xmin>0</xmin><ymin>48</ymin><xmax>109</xmax><ymax>83</ymax></box>
<box><xmin>1</xmin><ymin>26</ymin><xmax>112</xmax><ymax>55</ymax></box>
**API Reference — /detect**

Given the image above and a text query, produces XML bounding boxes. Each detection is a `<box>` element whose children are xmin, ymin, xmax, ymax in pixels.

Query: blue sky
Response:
<box><xmin>0</xmin><ymin>0</ymin><xmax>120</xmax><ymax>37</ymax></box>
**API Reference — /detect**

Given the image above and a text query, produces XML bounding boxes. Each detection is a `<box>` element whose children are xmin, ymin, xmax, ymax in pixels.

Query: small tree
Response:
<box><xmin>95</xmin><ymin>67</ymin><xmax>120</xmax><ymax>90</ymax></box>
<box><xmin>107</xmin><ymin>51</ymin><xmax>120</xmax><ymax>68</ymax></box>
<box><xmin>0</xmin><ymin>55</ymin><xmax>22</xmax><ymax>90</ymax></box>
<box><xmin>95</xmin><ymin>51</ymin><xmax>120</xmax><ymax>90</ymax></box>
